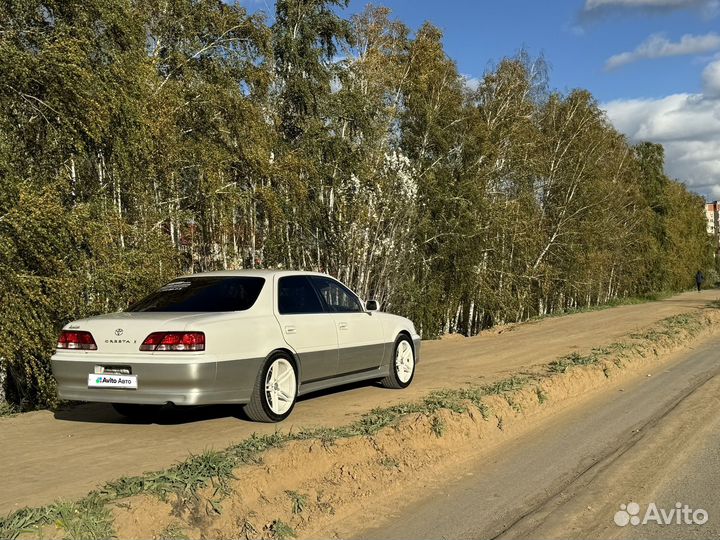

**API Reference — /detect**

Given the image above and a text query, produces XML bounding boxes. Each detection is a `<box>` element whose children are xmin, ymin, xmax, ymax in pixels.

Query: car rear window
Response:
<box><xmin>127</xmin><ymin>277</ymin><xmax>265</xmax><ymax>312</ymax></box>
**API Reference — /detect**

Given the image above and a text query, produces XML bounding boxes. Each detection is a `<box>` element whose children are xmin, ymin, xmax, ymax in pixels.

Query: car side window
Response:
<box><xmin>278</xmin><ymin>276</ymin><xmax>325</xmax><ymax>314</ymax></box>
<box><xmin>310</xmin><ymin>277</ymin><xmax>363</xmax><ymax>313</ymax></box>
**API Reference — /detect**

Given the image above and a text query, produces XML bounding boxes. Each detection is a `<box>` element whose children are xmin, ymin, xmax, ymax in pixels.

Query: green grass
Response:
<box><xmin>0</xmin><ymin>402</ymin><xmax>18</xmax><ymax>417</ymax></box>
<box><xmin>286</xmin><ymin>491</ymin><xmax>308</xmax><ymax>514</ymax></box>
<box><xmin>0</xmin><ymin>507</ymin><xmax>56</xmax><ymax>540</ymax></box>
<box><xmin>547</xmin><ymin>309</ymin><xmax>706</xmax><ymax>376</ymax></box>
<box><xmin>379</xmin><ymin>456</ymin><xmax>400</xmax><ymax>469</ymax></box>
<box><xmin>1</xmin><ymin>308</ymin><xmax>715</xmax><ymax>540</ymax></box>
<box><xmin>268</xmin><ymin>519</ymin><xmax>295</xmax><ymax>540</ymax></box>
<box><xmin>430</xmin><ymin>415</ymin><xmax>446</xmax><ymax>437</ymax></box>
<box><xmin>0</xmin><ymin>495</ymin><xmax>114</xmax><ymax>540</ymax></box>
<box><xmin>53</xmin><ymin>498</ymin><xmax>115</xmax><ymax>540</ymax></box>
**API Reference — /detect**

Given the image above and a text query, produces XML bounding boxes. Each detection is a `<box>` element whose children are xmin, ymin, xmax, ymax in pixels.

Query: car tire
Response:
<box><xmin>244</xmin><ymin>352</ymin><xmax>298</xmax><ymax>423</ymax></box>
<box><xmin>380</xmin><ymin>335</ymin><xmax>415</xmax><ymax>389</ymax></box>
<box><xmin>112</xmin><ymin>403</ymin><xmax>155</xmax><ymax>419</ymax></box>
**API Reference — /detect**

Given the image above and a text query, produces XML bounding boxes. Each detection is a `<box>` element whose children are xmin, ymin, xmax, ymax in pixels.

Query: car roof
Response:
<box><xmin>178</xmin><ymin>269</ymin><xmax>331</xmax><ymax>279</ymax></box>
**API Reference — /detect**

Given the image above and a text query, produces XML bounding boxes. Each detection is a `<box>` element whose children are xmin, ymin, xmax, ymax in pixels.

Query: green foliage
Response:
<box><xmin>52</xmin><ymin>497</ymin><xmax>115</xmax><ymax>540</ymax></box>
<box><xmin>286</xmin><ymin>490</ymin><xmax>308</xmax><ymax>514</ymax></box>
<box><xmin>430</xmin><ymin>415</ymin><xmax>446</xmax><ymax>437</ymax></box>
<box><xmin>0</xmin><ymin>0</ymin><xmax>713</xmax><ymax>408</ymax></box>
<box><xmin>0</xmin><ymin>495</ymin><xmax>113</xmax><ymax>540</ymax></box>
<box><xmin>268</xmin><ymin>519</ymin><xmax>296</xmax><ymax>540</ymax></box>
<box><xmin>0</xmin><ymin>401</ymin><xmax>17</xmax><ymax>417</ymax></box>
<box><xmin>379</xmin><ymin>456</ymin><xmax>400</xmax><ymax>468</ymax></box>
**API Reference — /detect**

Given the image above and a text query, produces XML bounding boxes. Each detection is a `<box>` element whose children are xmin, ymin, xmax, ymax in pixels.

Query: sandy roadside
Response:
<box><xmin>0</xmin><ymin>289</ymin><xmax>717</xmax><ymax>514</ymax></box>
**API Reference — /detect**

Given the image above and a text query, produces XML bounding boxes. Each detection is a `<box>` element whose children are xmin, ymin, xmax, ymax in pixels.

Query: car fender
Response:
<box><xmin>372</xmin><ymin>312</ymin><xmax>421</xmax><ymax>365</ymax></box>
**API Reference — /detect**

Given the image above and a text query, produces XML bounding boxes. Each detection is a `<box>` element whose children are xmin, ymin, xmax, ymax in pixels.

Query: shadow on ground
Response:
<box><xmin>52</xmin><ymin>378</ymin><xmax>380</xmax><ymax>425</ymax></box>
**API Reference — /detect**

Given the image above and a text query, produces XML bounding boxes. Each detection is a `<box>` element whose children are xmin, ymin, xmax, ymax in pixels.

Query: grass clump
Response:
<box><xmin>286</xmin><ymin>491</ymin><xmax>308</xmax><ymax>514</ymax></box>
<box><xmin>0</xmin><ymin>402</ymin><xmax>17</xmax><ymax>417</ymax></box>
<box><xmin>379</xmin><ymin>456</ymin><xmax>400</xmax><ymax>469</ymax></box>
<box><xmin>268</xmin><ymin>519</ymin><xmax>295</xmax><ymax>540</ymax></box>
<box><xmin>430</xmin><ymin>415</ymin><xmax>446</xmax><ymax>437</ymax></box>
<box><xmin>53</xmin><ymin>497</ymin><xmax>115</xmax><ymax>540</ymax></box>
<box><xmin>0</xmin><ymin>495</ymin><xmax>114</xmax><ymax>540</ymax></box>
<box><xmin>0</xmin><ymin>507</ymin><xmax>56</xmax><ymax>540</ymax></box>
<box><xmin>548</xmin><ymin>347</ymin><xmax>612</xmax><ymax>373</ymax></box>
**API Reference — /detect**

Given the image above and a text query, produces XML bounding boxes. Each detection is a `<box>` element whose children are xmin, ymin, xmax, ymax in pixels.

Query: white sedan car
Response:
<box><xmin>51</xmin><ymin>270</ymin><xmax>420</xmax><ymax>422</ymax></box>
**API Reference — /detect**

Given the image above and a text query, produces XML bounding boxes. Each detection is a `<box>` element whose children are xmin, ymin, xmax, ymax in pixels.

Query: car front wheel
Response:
<box><xmin>380</xmin><ymin>335</ymin><xmax>415</xmax><ymax>389</ymax></box>
<box><xmin>244</xmin><ymin>353</ymin><xmax>298</xmax><ymax>422</ymax></box>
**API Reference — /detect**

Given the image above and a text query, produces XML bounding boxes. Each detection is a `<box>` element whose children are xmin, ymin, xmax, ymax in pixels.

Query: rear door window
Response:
<box><xmin>278</xmin><ymin>276</ymin><xmax>326</xmax><ymax>314</ymax></box>
<box><xmin>128</xmin><ymin>277</ymin><xmax>265</xmax><ymax>312</ymax></box>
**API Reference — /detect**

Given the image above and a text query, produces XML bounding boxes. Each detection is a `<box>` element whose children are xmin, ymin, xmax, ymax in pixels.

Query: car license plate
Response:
<box><xmin>88</xmin><ymin>374</ymin><xmax>138</xmax><ymax>389</ymax></box>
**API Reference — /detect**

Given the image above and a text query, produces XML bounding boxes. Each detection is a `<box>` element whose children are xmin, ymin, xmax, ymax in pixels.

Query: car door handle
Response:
<box><xmin>284</xmin><ymin>325</ymin><xmax>296</xmax><ymax>334</ymax></box>
<box><xmin>338</xmin><ymin>322</ymin><xmax>348</xmax><ymax>331</ymax></box>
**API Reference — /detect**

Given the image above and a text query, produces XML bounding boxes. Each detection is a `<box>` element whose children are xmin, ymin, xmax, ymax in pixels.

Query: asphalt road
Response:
<box><xmin>0</xmin><ymin>289</ymin><xmax>717</xmax><ymax>515</ymax></box>
<box><xmin>352</xmin><ymin>333</ymin><xmax>720</xmax><ymax>540</ymax></box>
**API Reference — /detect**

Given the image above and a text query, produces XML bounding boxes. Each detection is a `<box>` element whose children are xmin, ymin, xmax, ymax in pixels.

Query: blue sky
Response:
<box><xmin>349</xmin><ymin>0</ymin><xmax>716</xmax><ymax>101</ymax></box>
<box><xmin>244</xmin><ymin>0</ymin><xmax>720</xmax><ymax>199</ymax></box>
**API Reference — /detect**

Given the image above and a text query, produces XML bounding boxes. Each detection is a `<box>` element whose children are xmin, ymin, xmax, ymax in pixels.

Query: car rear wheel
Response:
<box><xmin>380</xmin><ymin>335</ymin><xmax>415</xmax><ymax>389</ymax></box>
<box><xmin>244</xmin><ymin>353</ymin><xmax>298</xmax><ymax>422</ymax></box>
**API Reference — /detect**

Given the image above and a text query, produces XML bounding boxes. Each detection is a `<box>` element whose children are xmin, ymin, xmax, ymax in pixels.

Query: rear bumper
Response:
<box><xmin>51</xmin><ymin>355</ymin><xmax>263</xmax><ymax>406</ymax></box>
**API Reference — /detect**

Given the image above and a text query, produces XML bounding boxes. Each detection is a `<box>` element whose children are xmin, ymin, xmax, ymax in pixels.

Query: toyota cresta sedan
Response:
<box><xmin>51</xmin><ymin>270</ymin><xmax>420</xmax><ymax>422</ymax></box>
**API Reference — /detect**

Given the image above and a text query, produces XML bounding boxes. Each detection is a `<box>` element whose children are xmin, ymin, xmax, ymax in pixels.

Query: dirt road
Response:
<box><xmin>350</xmin><ymin>332</ymin><xmax>720</xmax><ymax>540</ymax></box>
<box><xmin>0</xmin><ymin>289</ymin><xmax>717</xmax><ymax>514</ymax></box>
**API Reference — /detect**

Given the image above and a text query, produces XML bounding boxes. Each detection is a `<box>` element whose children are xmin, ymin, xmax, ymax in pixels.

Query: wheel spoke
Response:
<box><xmin>263</xmin><ymin>358</ymin><xmax>297</xmax><ymax>415</ymax></box>
<box><xmin>276</xmin><ymin>368</ymin><xmax>292</xmax><ymax>384</ymax></box>
<box><xmin>394</xmin><ymin>340</ymin><xmax>414</xmax><ymax>383</ymax></box>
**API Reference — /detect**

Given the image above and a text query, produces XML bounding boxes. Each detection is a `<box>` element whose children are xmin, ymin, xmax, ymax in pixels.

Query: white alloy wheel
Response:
<box><xmin>395</xmin><ymin>339</ymin><xmax>415</xmax><ymax>383</ymax></box>
<box><xmin>264</xmin><ymin>357</ymin><xmax>297</xmax><ymax>415</ymax></box>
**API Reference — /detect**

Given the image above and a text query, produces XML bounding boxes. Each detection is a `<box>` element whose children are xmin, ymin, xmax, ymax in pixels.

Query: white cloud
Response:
<box><xmin>603</xmin><ymin>59</ymin><xmax>720</xmax><ymax>199</ymax></box>
<box><xmin>587</xmin><ymin>0</ymin><xmax>705</xmax><ymax>8</ymax></box>
<box><xmin>702</xmin><ymin>58</ymin><xmax>720</xmax><ymax>95</ymax></box>
<box><xmin>605</xmin><ymin>33</ymin><xmax>720</xmax><ymax>70</ymax></box>
<box><xmin>462</xmin><ymin>74</ymin><xmax>480</xmax><ymax>91</ymax></box>
<box><xmin>581</xmin><ymin>0</ymin><xmax>720</xmax><ymax>19</ymax></box>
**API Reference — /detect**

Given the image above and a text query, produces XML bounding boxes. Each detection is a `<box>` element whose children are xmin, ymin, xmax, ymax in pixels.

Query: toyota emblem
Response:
<box><xmin>114</xmin><ymin>328</ymin><xmax>124</xmax><ymax>336</ymax></box>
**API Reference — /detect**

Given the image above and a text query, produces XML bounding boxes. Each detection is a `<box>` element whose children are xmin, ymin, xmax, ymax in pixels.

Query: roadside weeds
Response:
<box><xmin>0</xmin><ymin>307</ymin><xmax>717</xmax><ymax>540</ymax></box>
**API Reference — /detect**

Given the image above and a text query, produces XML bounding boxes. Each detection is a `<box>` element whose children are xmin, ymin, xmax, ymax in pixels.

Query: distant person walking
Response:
<box><xmin>695</xmin><ymin>270</ymin><xmax>705</xmax><ymax>292</ymax></box>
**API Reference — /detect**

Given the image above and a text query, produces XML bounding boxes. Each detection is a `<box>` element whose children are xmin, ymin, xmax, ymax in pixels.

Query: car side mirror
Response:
<box><xmin>365</xmin><ymin>300</ymin><xmax>379</xmax><ymax>311</ymax></box>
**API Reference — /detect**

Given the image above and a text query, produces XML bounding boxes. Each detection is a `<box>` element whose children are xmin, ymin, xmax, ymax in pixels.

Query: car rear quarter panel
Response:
<box><xmin>199</xmin><ymin>312</ymin><xmax>288</xmax><ymax>399</ymax></box>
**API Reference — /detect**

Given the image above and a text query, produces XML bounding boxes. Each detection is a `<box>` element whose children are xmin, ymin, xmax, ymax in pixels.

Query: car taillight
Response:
<box><xmin>140</xmin><ymin>332</ymin><xmax>205</xmax><ymax>352</ymax></box>
<box><xmin>57</xmin><ymin>331</ymin><xmax>97</xmax><ymax>350</ymax></box>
